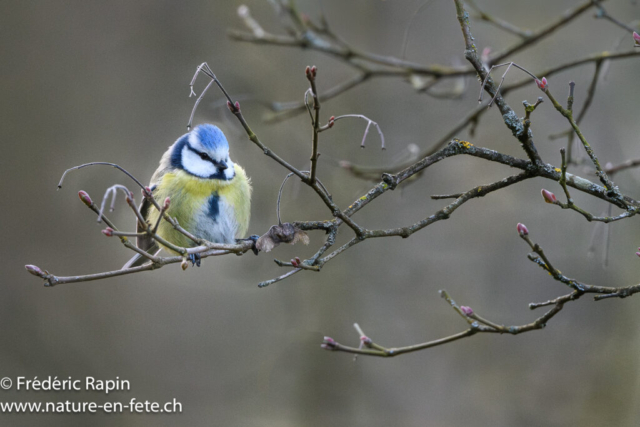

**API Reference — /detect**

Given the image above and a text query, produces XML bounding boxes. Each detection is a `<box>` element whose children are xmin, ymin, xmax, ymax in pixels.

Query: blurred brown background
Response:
<box><xmin>2</xmin><ymin>1</ymin><xmax>640</xmax><ymax>426</ymax></box>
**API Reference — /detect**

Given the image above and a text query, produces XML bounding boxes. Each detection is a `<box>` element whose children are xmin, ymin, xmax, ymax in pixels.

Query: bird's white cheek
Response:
<box><xmin>181</xmin><ymin>146</ymin><xmax>216</xmax><ymax>177</ymax></box>
<box><xmin>224</xmin><ymin>161</ymin><xmax>236</xmax><ymax>180</ymax></box>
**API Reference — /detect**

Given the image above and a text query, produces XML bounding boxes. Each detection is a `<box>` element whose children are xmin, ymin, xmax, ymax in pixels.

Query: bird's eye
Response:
<box><xmin>199</xmin><ymin>153</ymin><xmax>209</xmax><ymax>161</ymax></box>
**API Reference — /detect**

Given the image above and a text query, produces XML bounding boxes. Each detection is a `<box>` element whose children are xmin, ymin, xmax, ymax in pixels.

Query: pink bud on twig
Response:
<box><xmin>328</xmin><ymin>116</ymin><xmax>335</xmax><ymax>128</ymax></box>
<box><xmin>78</xmin><ymin>191</ymin><xmax>92</xmax><ymax>206</ymax></box>
<box><xmin>535</xmin><ymin>77</ymin><xmax>548</xmax><ymax>91</ymax></box>
<box><xmin>163</xmin><ymin>197</ymin><xmax>171</xmax><ymax>210</ymax></box>
<box><xmin>25</xmin><ymin>265</ymin><xmax>44</xmax><ymax>277</ymax></box>
<box><xmin>516</xmin><ymin>223</ymin><xmax>529</xmax><ymax>236</ymax></box>
<box><xmin>541</xmin><ymin>189</ymin><xmax>557</xmax><ymax>204</ymax></box>
<box><xmin>481</xmin><ymin>47</ymin><xmax>491</xmax><ymax>64</ymax></box>
<box><xmin>633</xmin><ymin>31</ymin><xmax>640</xmax><ymax>46</ymax></box>
<box><xmin>305</xmin><ymin>65</ymin><xmax>317</xmax><ymax>80</ymax></box>
<box><xmin>321</xmin><ymin>336</ymin><xmax>337</xmax><ymax>350</ymax></box>
<box><xmin>101</xmin><ymin>227</ymin><xmax>114</xmax><ymax>237</ymax></box>
<box><xmin>226</xmin><ymin>101</ymin><xmax>240</xmax><ymax>113</ymax></box>
<box><xmin>460</xmin><ymin>306</ymin><xmax>474</xmax><ymax>316</ymax></box>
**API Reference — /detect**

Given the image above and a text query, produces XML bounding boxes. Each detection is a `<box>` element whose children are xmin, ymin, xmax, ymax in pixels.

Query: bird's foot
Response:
<box><xmin>189</xmin><ymin>253</ymin><xmax>202</xmax><ymax>267</ymax></box>
<box><xmin>237</xmin><ymin>235</ymin><xmax>260</xmax><ymax>255</ymax></box>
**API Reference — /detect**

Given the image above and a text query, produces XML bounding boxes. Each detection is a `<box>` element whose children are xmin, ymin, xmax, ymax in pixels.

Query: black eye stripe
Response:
<box><xmin>197</xmin><ymin>151</ymin><xmax>211</xmax><ymax>161</ymax></box>
<box><xmin>187</xmin><ymin>145</ymin><xmax>218</xmax><ymax>165</ymax></box>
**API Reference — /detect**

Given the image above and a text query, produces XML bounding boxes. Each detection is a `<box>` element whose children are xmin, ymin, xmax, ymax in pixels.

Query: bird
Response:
<box><xmin>123</xmin><ymin>124</ymin><xmax>253</xmax><ymax>269</ymax></box>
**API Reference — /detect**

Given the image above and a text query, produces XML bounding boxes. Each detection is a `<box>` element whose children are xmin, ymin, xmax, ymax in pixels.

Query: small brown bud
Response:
<box><xmin>535</xmin><ymin>77</ymin><xmax>548</xmax><ymax>91</ymax></box>
<box><xmin>181</xmin><ymin>260</ymin><xmax>189</xmax><ymax>271</ymax></box>
<box><xmin>321</xmin><ymin>336</ymin><xmax>337</xmax><ymax>350</ymax></box>
<box><xmin>541</xmin><ymin>189</ymin><xmax>557</xmax><ymax>204</ymax></box>
<box><xmin>516</xmin><ymin>223</ymin><xmax>529</xmax><ymax>236</ymax></box>
<box><xmin>460</xmin><ymin>306</ymin><xmax>474</xmax><ymax>316</ymax></box>
<box><xmin>25</xmin><ymin>264</ymin><xmax>44</xmax><ymax>277</ymax></box>
<box><xmin>78</xmin><ymin>191</ymin><xmax>92</xmax><ymax>206</ymax></box>
<box><xmin>227</xmin><ymin>101</ymin><xmax>240</xmax><ymax>113</ymax></box>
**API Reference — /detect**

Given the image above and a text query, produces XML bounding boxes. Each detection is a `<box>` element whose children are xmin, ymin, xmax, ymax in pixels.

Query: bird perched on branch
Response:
<box><xmin>123</xmin><ymin>124</ymin><xmax>253</xmax><ymax>268</ymax></box>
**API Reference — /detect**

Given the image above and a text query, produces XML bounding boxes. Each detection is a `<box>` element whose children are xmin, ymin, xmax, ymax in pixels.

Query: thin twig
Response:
<box><xmin>98</xmin><ymin>184</ymin><xmax>131</xmax><ymax>223</ymax></box>
<box><xmin>58</xmin><ymin>162</ymin><xmax>147</xmax><ymax>192</ymax></box>
<box><xmin>329</xmin><ymin>114</ymin><xmax>385</xmax><ymax>149</ymax></box>
<box><xmin>276</xmin><ymin>173</ymin><xmax>295</xmax><ymax>226</ymax></box>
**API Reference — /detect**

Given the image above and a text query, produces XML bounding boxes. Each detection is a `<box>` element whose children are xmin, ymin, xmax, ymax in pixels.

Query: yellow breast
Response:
<box><xmin>147</xmin><ymin>164</ymin><xmax>252</xmax><ymax>251</ymax></box>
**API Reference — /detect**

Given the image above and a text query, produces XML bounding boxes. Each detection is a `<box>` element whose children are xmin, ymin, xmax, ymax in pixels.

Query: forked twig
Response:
<box><xmin>478</xmin><ymin>62</ymin><xmax>538</xmax><ymax>107</ymax></box>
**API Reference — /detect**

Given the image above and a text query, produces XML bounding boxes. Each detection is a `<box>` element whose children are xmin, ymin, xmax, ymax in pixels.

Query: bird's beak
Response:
<box><xmin>219</xmin><ymin>161</ymin><xmax>228</xmax><ymax>171</ymax></box>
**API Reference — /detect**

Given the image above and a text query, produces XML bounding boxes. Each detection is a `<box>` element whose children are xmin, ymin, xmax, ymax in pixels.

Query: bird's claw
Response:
<box><xmin>189</xmin><ymin>253</ymin><xmax>202</xmax><ymax>267</ymax></box>
<box><xmin>237</xmin><ymin>235</ymin><xmax>260</xmax><ymax>255</ymax></box>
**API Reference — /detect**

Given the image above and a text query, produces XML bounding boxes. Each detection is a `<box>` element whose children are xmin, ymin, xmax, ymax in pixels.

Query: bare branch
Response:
<box><xmin>27</xmin><ymin>1</ymin><xmax>640</xmax><ymax>365</ymax></box>
<box><xmin>489</xmin><ymin>0</ymin><xmax>600</xmax><ymax>64</ymax></box>
<box><xmin>58</xmin><ymin>162</ymin><xmax>147</xmax><ymax>192</ymax></box>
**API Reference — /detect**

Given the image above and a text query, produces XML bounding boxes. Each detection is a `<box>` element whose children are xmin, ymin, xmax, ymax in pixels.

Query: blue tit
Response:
<box><xmin>123</xmin><ymin>124</ymin><xmax>252</xmax><ymax>268</ymax></box>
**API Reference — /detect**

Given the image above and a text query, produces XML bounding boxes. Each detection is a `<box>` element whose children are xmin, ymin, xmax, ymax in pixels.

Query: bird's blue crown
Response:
<box><xmin>194</xmin><ymin>124</ymin><xmax>229</xmax><ymax>151</ymax></box>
